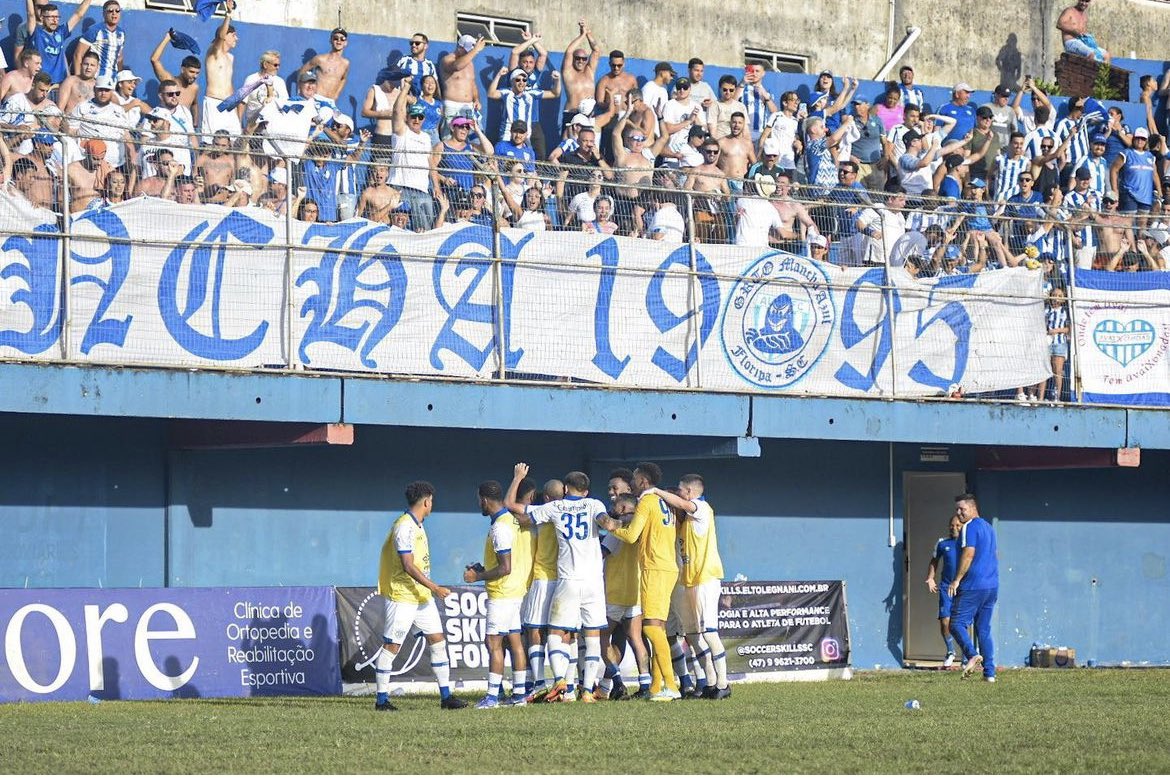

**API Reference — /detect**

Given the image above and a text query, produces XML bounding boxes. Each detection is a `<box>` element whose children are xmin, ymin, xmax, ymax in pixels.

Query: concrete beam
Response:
<box><xmin>0</xmin><ymin>363</ymin><xmax>342</xmax><ymax>423</ymax></box>
<box><xmin>342</xmin><ymin>379</ymin><xmax>751</xmax><ymax>438</ymax></box>
<box><xmin>750</xmin><ymin>396</ymin><xmax>1130</xmax><ymax>449</ymax></box>
<box><xmin>169</xmin><ymin>421</ymin><xmax>354</xmax><ymax>449</ymax></box>
<box><xmin>1125</xmin><ymin>409</ymin><xmax>1170</xmax><ymax>450</ymax></box>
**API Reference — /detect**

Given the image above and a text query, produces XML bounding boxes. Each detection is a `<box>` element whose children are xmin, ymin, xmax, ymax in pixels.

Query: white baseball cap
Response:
<box><xmin>333</xmin><ymin>114</ymin><xmax>354</xmax><ymax>129</ymax></box>
<box><xmin>569</xmin><ymin>113</ymin><xmax>594</xmax><ymax>128</ymax></box>
<box><xmin>269</xmin><ymin>167</ymin><xmax>288</xmax><ymax>185</ymax></box>
<box><xmin>1134</xmin><ymin>127</ymin><xmax>1150</xmax><ymax>139</ymax></box>
<box><xmin>762</xmin><ymin>137</ymin><xmax>782</xmax><ymax>156</ymax></box>
<box><xmin>94</xmin><ymin>75</ymin><xmax>116</xmax><ymax>90</ymax></box>
<box><xmin>115</xmin><ymin>69</ymin><xmax>140</xmax><ymax>83</ymax></box>
<box><xmin>457</xmin><ymin>34</ymin><xmax>476</xmax><ymax>52</ymax></box>
<box><xmin>953</xmin><ymin>82</ymin><xmax>973</xmax><ymax>93</ymax></box>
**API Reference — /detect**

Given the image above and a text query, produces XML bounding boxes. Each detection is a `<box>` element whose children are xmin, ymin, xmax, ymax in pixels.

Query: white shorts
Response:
<box><xmin>549</xmin><ymin>578</ymin><xmax>607</xmax><ymax>632</ymax></box>
<box><xmin>486</xmin><ymin>596</ymin><xmax>523</xmax><ymax>635</ymax></box>
<box><xmin>521</xmin><ymin>578</ymin><xmax>555</xmax><ymax>629</ymax></box>
<box><xmin>666</xmin><ymin>584</ymin><xmax>687</xmax><ymax>636</ymax></box>
<box><xmin>382</xmin><ymin>597</ymin><xmax>442</xmax><ymax>645</ymax></box>
<box><xmin>201</xmin><ymin>95</ymin><xmax>243</xmax><ymax>140</ymax></box>
<box><xmin>606</xmin><ymin>603</ymin><xmax>642</xmax><ymax>622</ymax></box>
<box><xmin>684</xmin><ymin>579</ymin><xmax>722</xmax><ymax>634</ymax></box>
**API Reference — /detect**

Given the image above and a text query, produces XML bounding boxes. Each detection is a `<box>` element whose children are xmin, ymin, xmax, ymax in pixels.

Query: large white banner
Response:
<box><xmin>1074</xmin><ymin>271</ymin><xmax>1170</xmax><ymax>406</ymax></box>
<box><xmin>0</xmin><ymin>192</ymin><xmax>1051</xmax><ymax>397</ymax></box>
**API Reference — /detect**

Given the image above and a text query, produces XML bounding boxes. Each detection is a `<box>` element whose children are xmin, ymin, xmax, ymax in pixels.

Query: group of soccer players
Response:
<box><xmin>372</xmin><ymin>461</ymin><xmax>731</xmax><ymax>710</ymax></box>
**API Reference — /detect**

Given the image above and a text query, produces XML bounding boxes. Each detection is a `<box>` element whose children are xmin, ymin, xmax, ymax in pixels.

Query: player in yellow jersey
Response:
<box><xmin>600</xmin><ymin>461</ymin><xmax>680</xmax><ymax>702</ymax></box>
<box><xmin>520</xmin><ymin>478</ymin><xmax>563</xmax><ymax>697</ymax></box>
<box><xmin>374</xmin><ymin>481</ymin><xmax>467</xmax><ymax>711</ymax></box>
<box><xmin>463</xmin><ymin>480</ymin><xmax>532</xmax><ymax>709</ymax></box>
<box><xmin>600</xmin><ymin>491</ymin><xmax>652</xmax><ymax>699</ymax></box>
<box><xmin>651</xmin><ymin>473</ymin><xmax>731</xmax><ymax>699</ymax></box>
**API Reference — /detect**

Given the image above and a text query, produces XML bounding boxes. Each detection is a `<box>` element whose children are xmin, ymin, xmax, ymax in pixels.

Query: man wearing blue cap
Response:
<box><xmin>1076</xmin><ymin>133</ymin><xmax>1110</xmax><ymax>198</ymax></box>
<box><xmin>388</xmin><ymin>201</ymin><xmax>413</xmax><ymax>231</ymax></box>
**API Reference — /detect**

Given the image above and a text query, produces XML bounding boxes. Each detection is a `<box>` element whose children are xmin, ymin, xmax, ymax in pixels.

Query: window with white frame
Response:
<box><xmin>455</xmin><ymin>13</ymin><xmax>532</xmax><ymax>47</ymax></box>
<box><xmin>744</xmin><ymin>48</ymin><xmax>808</xmax><ymax>75</ymax></box>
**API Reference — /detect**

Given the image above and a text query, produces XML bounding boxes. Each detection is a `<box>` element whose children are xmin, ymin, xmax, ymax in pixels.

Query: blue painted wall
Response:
<box><xmin>2</xmin><ymin>411</ymin><xmax>1167</xmax><ymax>670</ymax></box>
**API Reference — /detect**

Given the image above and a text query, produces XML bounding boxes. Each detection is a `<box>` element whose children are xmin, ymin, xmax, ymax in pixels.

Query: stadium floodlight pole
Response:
<box><xmin>1065</xmin><ymin>223</ymin><xmax>1082</xmax><ymax>404</ymax></box>
<box><xmin>685</xmin><ymin>190</ymin><xmax>702</xmax><ymax>388</ymax></box>
<box><xmin>60</xmin><ymin>128</ymin><xmax>72</xmax><ymax>361</ymax></box>
<box><xmin>284</xmin><ymin>153</ymin><xmax>296</xmax><ymax>370</ymax></box>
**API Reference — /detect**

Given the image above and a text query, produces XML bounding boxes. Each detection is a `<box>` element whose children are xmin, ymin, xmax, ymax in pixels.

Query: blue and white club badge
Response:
<box><xmin>721</xmin><ymin>252</ymin><xmax>836</xmax><ymax>388</ymax></box>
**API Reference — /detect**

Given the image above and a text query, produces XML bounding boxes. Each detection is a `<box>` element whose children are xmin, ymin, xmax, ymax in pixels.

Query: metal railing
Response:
<box><xmin>1</xmin><ymin>121</ymin><xmax>1167</xmax><ymax>407</ymax></box>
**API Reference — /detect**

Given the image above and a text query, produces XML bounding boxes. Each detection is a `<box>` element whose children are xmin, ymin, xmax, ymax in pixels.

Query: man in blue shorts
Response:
<box><xmin>948</xmin><ymin>493</ymin><xmax>999</xmax><ymax>682</ymax></box>
<box><xmin>925</xmin><ymin>513</ymin><xmax>961</xmax><ymax>668</ymax></box>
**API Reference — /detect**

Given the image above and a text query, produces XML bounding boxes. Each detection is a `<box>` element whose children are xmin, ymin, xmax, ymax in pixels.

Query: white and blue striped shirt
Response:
<box><xmin>1055</xmin><ymin>117</ymin><xmax>1089</xmax><ymax>169</ymax></box>
<box><xmin>1024</xmin><ymin>126</ymin><xmax>1057</xmax><ymax>161</ymax></box>
<box><xmin>81</xmin><ymin>25</ymin><xmax>125</xmax><ymax>81</ymax></box>
<box><xmin>899</xmin><ymin>84</ymin><xmax>925</xmax><ymax>109</ymax></box>
<box><xmin>1046</xmin><ymin>305</ymin><xmax>1069</xmax><ymax>345</ymax></box>
<box><xmin>1064</xmin><ymin>189</ymin><xmax>1101</xmax><ymax>249</ymax></box>
<box><xmin>993</xmin><ymin>153</ymin><xmax>1031</xmax><ymax>201</ymax></box>
<box><xmin>739</xmin><ymin>83</ymin><xmax>770</xmax><ymax>139</ymax></box>
<box><xmin>1074</xmin><ymin>155</ymin><xmax>1109</xmax><ymax>197</ymax></box>
<box><xmin>395</xmin><ymin>56</ymin><xmax>438</xmax><ymax>96</ymax></box>
<box><xmin>498</xmin><ymin>87</ymin><xmax>544</xmax><ymax>141</ymax></box>
<box><xmin>1033</xmin><ymin>215</ymin><xmax>1073</xmax><ymax>272</ymax></box>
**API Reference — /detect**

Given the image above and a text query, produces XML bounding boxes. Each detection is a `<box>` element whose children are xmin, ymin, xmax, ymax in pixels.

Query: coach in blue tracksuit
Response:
<box><xmin>948</xmin><ymin>492</ymin><xmax>998</xmax><ymax>682</ymax></box>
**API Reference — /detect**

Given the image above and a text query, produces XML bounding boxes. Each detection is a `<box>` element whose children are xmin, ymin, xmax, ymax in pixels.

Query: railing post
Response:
<box><xmin>490</xmin><ymin>171</ymin><xmax>506</xmax><ymax>381</ymax></box>
<box><xmin>882</xmin><ymin>207</ymin><xmax>897</xmax><ymax>399</ymax></box>
<box><xmin>1065</xmin><ymin>223</ymin><xmax>1081</xmax><ymax>404</ymax></box>
<box><xmin>60</xmin><ymin>133</ymin><xmax>72</xmax><ymax>361</ymax></box>
<box><xmin>685</xmin><ymin>191</ymin><xmax>702</xmax><ymax>389</ymax></box>
<box><xmin>284</xmin><ymin>154</ymin><xmax>297</xmax><ymax>370</ymax></box>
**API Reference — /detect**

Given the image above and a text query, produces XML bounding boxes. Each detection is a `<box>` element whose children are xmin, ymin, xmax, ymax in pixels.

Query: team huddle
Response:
<box><xmin>372</xmin><ymin>461</ymin><xmax>730</xmax><ymax>710</ymax></box>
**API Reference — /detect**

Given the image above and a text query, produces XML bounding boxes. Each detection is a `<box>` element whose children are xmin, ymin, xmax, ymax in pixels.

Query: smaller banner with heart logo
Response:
<box><xmin>1074</xmin><ymin>271</ymin><xmax>1170</xmax><ymax>405</ymax></box>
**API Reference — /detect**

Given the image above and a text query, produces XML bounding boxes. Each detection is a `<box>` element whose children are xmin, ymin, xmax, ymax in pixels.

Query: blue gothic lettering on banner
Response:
<box><xmin>0</xmin><ymin>225</ymin><xmax>62</xmax><ymax>355</ymax></box>
<box><xmin>296</xmin><ymin>222</ymin><xmax>407</xmax><ymax>368</ymax></box>
<box><xmin>588</xmin><ymin>238</ymin><xmax>631</xmax><ymax>379</ymax></box>
<box><xmin>429</xmin><ymin>226</ymin><xmax>530</xmax><ymax>371</ymax></box>
<box><xmin>907</xmin><ymin>274</ymin><xmax>977</xmax><ymax>390</ymax></box>
<box><xmin>72</xmin><ymin>209</ymin><xmax>133</xmax><ymax>354</ymax></box>
<box><xmin>158</xmin><ymin>211</ymin><xmax>274</xmax><ymax>361</ymax></box>
<box><xmin>646</xmin><ymin>246</ymin><xmax>721</xmax><ymax>382</ymax></box>
<box><xmin>835</xmin><ymin>267</ymin><xmax>900</xmax><ymax>392</ymax></box>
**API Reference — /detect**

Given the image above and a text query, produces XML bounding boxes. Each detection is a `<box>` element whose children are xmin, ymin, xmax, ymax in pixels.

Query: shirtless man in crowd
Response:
<box><xmin>595</xmin><ymin>50</ymin><xmax>637</xmax><ymax>116</ymax></box>
<box><xmin>686</xmin><ymin>137</ymin><xmax>732</xmax><ymax>243</ymax></box>
<box><xmin>68</xmin><ymin>138</ymin><xmax>112</xmax><ymax>212</ymax></box>
<box><xmin>202</xmin><ymin>3</ymin><xmax>240</xmax><ymax>137</ymax></box>
<box><xmin>298</xmin><ymin>27</ymin><xmax>350</xmax><ymax>108</ymax></box>
<box><xmin>358</xmin><ymin>162</ymin><xmax>401</xmax><ymax>222</ymax></box>
<box><xmin>440</xmin><ymin>34</ymin><xmax>486</xmax><ymax>130</ymax></box>
<box><xmin>57</xmin><ymin>50</ymin><xmax>98</xmax><ymax>113</ymax></box>
<box><xmin>560</xmin><ymin>19</ymin><xmax>600</xmax><ymax>129</ymax></box>
<box><xmin>611</xmin><ymin>114</ymin><xmax>667</xmax><ymax>236</ymax></box>
<box><xmin>150</xmin><ymin>31</ymin><xmax>202</xmax><ymax>126</ymax></box>
<box><xmin>195</xmin><ymin>130</ymin><xmax>237</xmax><ymax>189</ymax></box>
<box><xmin>717</xmin><ymin>112</ymin><xmax>756</xmax><ymax>192</ymax></box>
<box><xmin>771</xmin><ymin>171</ymin><xmax>818</xmax><ymax>249</ymax></box>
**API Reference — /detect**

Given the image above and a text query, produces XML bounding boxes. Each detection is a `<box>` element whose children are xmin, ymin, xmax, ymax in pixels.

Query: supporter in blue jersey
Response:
<box><xmin>1111</xmin><ymin>127</ymin><xmax>1162</xmax><ymax>215</ymax></box>
<box><xmin>926</xmin><ymin>513</ymin><xmax>962</xmax><ymax>668</ymax></box>
<box><xmin>25</xmin><ymin>0</ymin><xmax>93</xmax><ymax>85</ymax></box>
<box><xmin>1102</xmin><ymin>107</ymin><xmax>1132</xmax><ymax>165</ymax></box>
<box><xmin>938</xmin><ymin>82</ymin><xmax>977</xmax><ymax>143</ymax></box>
<box><xmin>948</xmin><ymin>493</ymin><xmax>999</xmax><ymax>682</ymax></box>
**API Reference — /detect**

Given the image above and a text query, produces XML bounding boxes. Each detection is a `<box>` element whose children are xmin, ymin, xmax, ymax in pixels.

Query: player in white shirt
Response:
<box><xmin>506</xmin><ymin>463</ymin><xmax>610</xmax><ymax>703</ymax></box>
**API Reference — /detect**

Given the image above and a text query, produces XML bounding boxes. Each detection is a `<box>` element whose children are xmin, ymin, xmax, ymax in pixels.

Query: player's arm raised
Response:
<box><xmin>505</xmin><ymin>462</ymin><xmax>534</xmax><ymax>527</ymax></box>
<box><xmin>399</xmin><ymin>550</ymin><xmax>450</xmax><ymax>600</ymax></box>
<box><xmin>647</xmin><ymin>486</ymin><xmax>697</xmax><ymax>517</ymax></box>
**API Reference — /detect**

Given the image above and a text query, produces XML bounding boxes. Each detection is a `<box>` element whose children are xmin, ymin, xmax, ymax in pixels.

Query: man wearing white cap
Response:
<box><xmin>1111</xmin><ymin>126</ymin><xmax>1161</xmax><ymax>217</ymax></box>
<box><xmin>488</xmin><ymin>64</ymin><xmax>560</xmax><ymax>144</ymax></box>
<box><xmin>938</xmin><ymin>82</ymin><xmax>976</xmax><ymax>144</ymax></box>
<box><xmin>68</xmin><ymin>73</ymin><xmax>134</xmax><ymax>170</ymax></box>
<box><xmin>440</xmin><ymin>33</ymin><xmax>486</xmax><ymax>132</ymax></box>
<box><xmin>113</xmin><ymin>69</ymin><xmax>148</xmax><ymax>126</ymax></box>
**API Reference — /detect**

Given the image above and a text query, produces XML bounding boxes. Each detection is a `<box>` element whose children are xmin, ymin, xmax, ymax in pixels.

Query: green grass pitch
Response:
<box><xmin>2</xmin><ymin>669</ymin><xmax>1166</xmax><ymax>773</ymax></box>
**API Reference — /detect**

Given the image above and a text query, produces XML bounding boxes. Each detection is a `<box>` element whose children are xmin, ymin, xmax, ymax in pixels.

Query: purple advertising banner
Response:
<box><xmin>0</xmin><ymin>587</ymin><xmax>340</xmax><ymax>703</ymax></box>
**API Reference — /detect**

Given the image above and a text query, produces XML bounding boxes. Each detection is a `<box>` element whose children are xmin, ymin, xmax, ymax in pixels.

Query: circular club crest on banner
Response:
<box><xmin>721</xmin><ymin>252</ymin><xmax>836</xmax><ymax>389</ymax></box>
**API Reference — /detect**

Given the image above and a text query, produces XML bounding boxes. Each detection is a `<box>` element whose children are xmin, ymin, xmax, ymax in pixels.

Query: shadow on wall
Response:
<box><xmin>882</xmin><ymin>540</ymin><xmax>905</xmax><ymax>666</ymax></box>
<box><xmin>996</xmin><ymin>33</ymin><xmax>1023</xmax><ymax>92</ymax></box>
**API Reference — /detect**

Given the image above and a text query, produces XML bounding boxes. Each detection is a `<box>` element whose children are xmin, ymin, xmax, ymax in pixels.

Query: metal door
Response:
<box><xmin>902</xmin><ymin>471</ymin><xmax>967</xmax><ymax>665</ymax></box>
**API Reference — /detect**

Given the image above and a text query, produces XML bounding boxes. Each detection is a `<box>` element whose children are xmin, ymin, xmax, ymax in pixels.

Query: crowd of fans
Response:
<box><xmin>3</xmin><ymin>3</ymin><xmax>1169</xmax><ymax>287</ymax></box>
